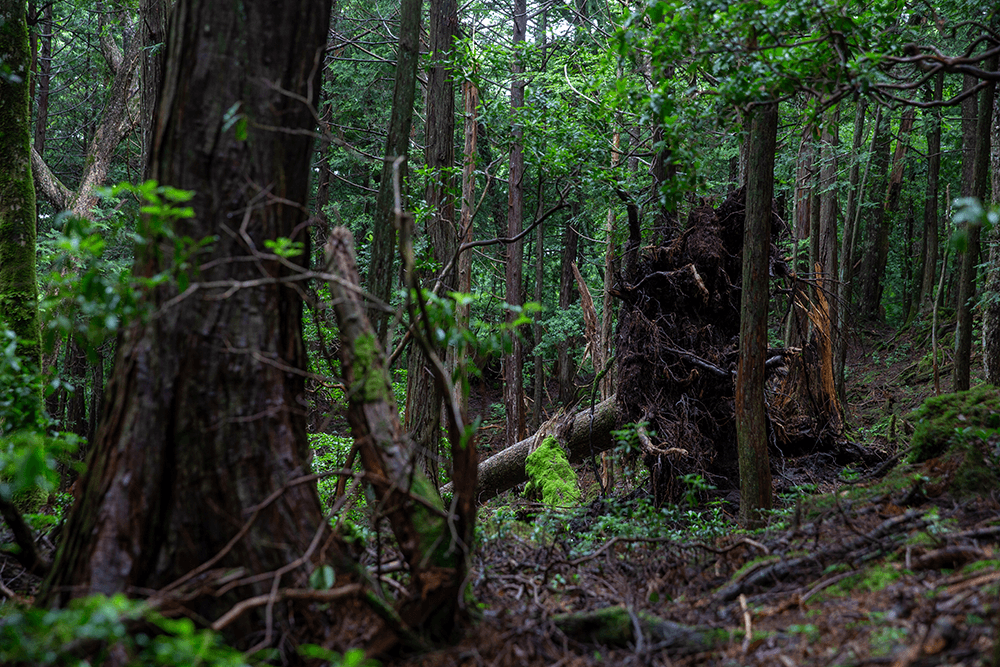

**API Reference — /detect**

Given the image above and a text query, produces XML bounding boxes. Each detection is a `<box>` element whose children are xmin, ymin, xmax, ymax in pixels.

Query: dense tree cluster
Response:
<box><xmin>0</xmin><ymin>0</ymin><xmax>998</xmax><ymax>661</ymax></box>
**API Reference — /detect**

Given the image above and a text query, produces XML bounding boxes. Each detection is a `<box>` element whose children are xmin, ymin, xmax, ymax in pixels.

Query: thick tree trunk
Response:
<box><xmin>736</xmin><ymin>100</ymin><xmax>776</xmax><ymax>528</ymax></box>
<box><xmin>367</xmin><ymin>0</ymin><xmax>421</xmax><ymax>344</ymax></box>
<box><xmin>41</xmin><ymin>0</ymin><xmax>336</xmax><ymax>649</ymax></box>
<box><xmin>818</xmin><ymin>110</ymin><xmax>839</xmax><ymax>374</ymax></box>
<box><xmin>857</xmin><ymin>110</ymin><xmax>892</xmax><ymax>320</ymax></box>
<box><xmin>504</xmin><ymin>0</ymin><xmax>528</xmax><ymax>446</ymax></box>
<box><xmin>786</xmin><ymin>131</ymin><xmax>815</xmax><ymax>347</ymax></box>
<box><xmin>919</xmin><ymin>73</ymin><xmax>943</xmax><ymax>314</ymax></box>
<box><xmin>0</xmin><ymin>0</ymin><xmax>41</xmax><ymax>381</ymax></box>
<box><xmin>955</xmin><ymin>58</ymin><xmax>997</xmax><ymax>390</ymax></box>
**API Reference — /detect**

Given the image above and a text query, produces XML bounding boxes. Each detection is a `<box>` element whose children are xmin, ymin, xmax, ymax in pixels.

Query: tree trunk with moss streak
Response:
<box><xmin>0</xmin><ymin>0</ymin><xmax>41</xmax><ymax>381</ymax></box>
<box><xmin>736</xmin><ymin>101</ymin><xmax>776</xmax><ymax>528</ymax></box>
<box><xmin>40</xmin><ymin>0</ymin><xmax>338</xmax><ymax>649</ymax></box>
<box><xmin>326</xmin><ymin>228</ymin><xmax>470</xmax><ymax>634</ymax></box>
<box><xmin>984</xmin><ymin>78</ymin><xmax>1000</xmax><ymax>385</ymax></box>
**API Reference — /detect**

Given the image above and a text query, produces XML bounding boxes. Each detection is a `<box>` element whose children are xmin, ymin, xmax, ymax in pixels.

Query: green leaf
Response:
<box><xmin>309</xmin><ymin>564</ymin><xmax>336</xmax><ymax>590</ymax></box>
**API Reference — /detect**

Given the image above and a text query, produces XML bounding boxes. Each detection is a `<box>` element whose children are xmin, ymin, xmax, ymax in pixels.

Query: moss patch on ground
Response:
<box><xmin>907</xmin><ymin>386</ymin><xmax>1000</xmax><ymax>462</ymax></box>
<box><xmin>524</xmin><ymin>436</ymin><xmax>581</xmax><ymax>507</ymax></box>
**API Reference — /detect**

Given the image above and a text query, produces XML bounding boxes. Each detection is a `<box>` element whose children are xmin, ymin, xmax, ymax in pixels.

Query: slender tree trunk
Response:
<box><xmin>406</xmin><ymin>0</ymin><xmax>457</xmax><ymax>477</ymax></box>
<box><xmin>737</xmin><ymin>100</ymin><xmax>777</xmax><ymax>528</ymax></box>
<box><xmin>955</xmin><ymin>57</ymin><xmax>997</xmax><ymax>390</ymax></box>
<box><xmin>456</xmin><ymin>76</ymin><xmax>478</xmax><ymax>417</ymax></box>
<box><xmin>0</xmin><ymin>0</ymin><xmax>41</xmax><ymax>388</ymax></box>
<box><xmin>40</xmin><ymin>1</ymin><xmax>336</xmax><ymax>650</ymax></box>
<box><xmin>819</xmin><ymin>108</ymin><xmax>839</xmax><ymax>351</ymax></box>
<box><xmin>531</xmin><ymin>215</ymin><xmax>544</xmax><ymax>430</ymax></box>
<box><xmin>557</xmin><ymin>216</ymin><xmax>579</xmax><ymax>406</ymax></box>
<box><xmin>858</xmin><ymin>110</ymin><xmax>892</xmax><ymax>320</ymax></box>
<box><xmin>920</xmin><ymin>73</ymin><xmax>943</xmax><ymax>314</ymax></box>
<box><xmin>503</xmin><ymin>0</ymin><xmax>527</xmax><ymax>446</ymax></box>
<box><xmin>368</xmin><ymin>0</ymin><xmax>421</xmax><ymax>344</ymax></box>
<box><xmin>984</xmin><ymin>82</ymin><xmax>1000</xmax><ymax>385</ymax></box>
<box><xmin>139</xmin><ymin>0</ymin><xmax>166</xmax><ymax>174</ymax></box>
<box><xmin>786</xmin><ymin>130</ymin><xmax>815</xmax><ymax>347</ymax></box>
<box><xmin>33</xmin><ymin>2</ymin><xmax>52</xmax><ymax>155</ymax></box>
<box><xmin>835</xmin><ymin>99</ymin><xmax>868</xmax><ymax>398</ymax></box>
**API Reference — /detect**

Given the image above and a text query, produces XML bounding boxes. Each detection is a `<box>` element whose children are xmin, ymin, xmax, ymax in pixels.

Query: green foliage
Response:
<box><xmin>297</xmin><ymin>646</ymin><xmax>379</xmax><ymax>667</ymax></box>
<box><xmin>524</xmin><ymin>436</ymin><xmax>581</xmax><ymax>506</ymax></box>
<box><xmin>0</xmin><ymin>594</ymin><xmax>249</xmax><ymax>666</ymax></box>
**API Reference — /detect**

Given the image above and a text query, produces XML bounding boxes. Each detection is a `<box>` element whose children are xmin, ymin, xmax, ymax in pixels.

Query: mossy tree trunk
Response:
<box><xmin>0</xmin><ymin>0</ymin><xmax>41</xmax><ymax>387</ymax></box>
<box><xmin>40</xmin><ymin>0</ymin><xmax>339</xmax><ymax>648</ymax></box>
<box><xmin>736</xmin><ymin>100</ymin><xmax>777</xmax><ymax>528</ymax></box>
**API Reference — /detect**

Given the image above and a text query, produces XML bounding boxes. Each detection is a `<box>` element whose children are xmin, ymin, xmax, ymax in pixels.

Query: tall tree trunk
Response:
<box><xmin>984</xmin><ymin>81</ymin><xmax>1000</xmax><ymax>385</ymax></box>
<box><xmin>406</xmin><ymin>0</ymin><xmax>457</xmax><ymax>477</ymax></box>
<box><xmin>737</xmin><ymin>100</ymin><xmax>777</xmax><ymax>528</ymax></box>
<box><xmin>33</xmin><ymin>1</ymin><xmax>52</xmax><ymax>156</ymax></box>
<box><xmin>835</xmin><ymin>99</ymin><xmax>868</xmax><ymax>398</ymax></box>
<box><xmin>786</xmin><ymin>130</ymin><xmax>815</xmax><ymax>347</ymax></box>
<box><xmin>858</xmin><ymin>110</ymin><xmax>892</xmax><ymax>320</ymax></box>
<box><xmin>955</xmin><ymin>58</ymin><xmax>997</xmax><ymax>390</ymax></box>
<box><xmin>531</xmin><ymin>214</ymin><xmax>544</xmax><ymax>431</ymax></box>
<box><xmin>919</xmin><ymin>73</ymin><xmax>943</xmax><ymax>314</ymax></box>
<box><xmin>139</xmin><ymin>0</ymin><xmax>166</xmax><ymax>175</ymax></box>
<box><xmin>40</xmin><ymin>0</ymin><xmax>336</xmax><ymax>650</ymax></box>
<box><xmin>0</xmin><ymin>0</ymin><xmax>41</xmax><ymax>389</ymax></box>
<box><xmin>367</xmin><ymin>0</ymin><xmax>421</xmax><ymax>344</ymax></box>
<box><xmin>818</xmin><ymin>108</ymin><xmax>839</xmax><ymax>362</ymax></box>
<box><xmin>557</xmin><ymin>216</ymin><xmax>579</xmax><ymax>406</ymax></box>
<box><xmin>503</xmin><ymin>0</ymin><xmax>527</xmax><ymax>446</ymax></box>
<box><xmin>456</xmin><ymin>76</ymin><xmax>478</xmax><ymax>418</ymax></box>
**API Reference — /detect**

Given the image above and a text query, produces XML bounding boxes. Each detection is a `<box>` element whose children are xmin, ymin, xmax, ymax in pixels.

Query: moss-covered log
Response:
<box><xmin>444</xmin><ymin>396</ymin><xmax>617</xmax><ymax>503</ymax></box>
<box><xmin>552</xmin><ymin>605</ymin><xmax>723</xmax><ymax>654</ymax></box>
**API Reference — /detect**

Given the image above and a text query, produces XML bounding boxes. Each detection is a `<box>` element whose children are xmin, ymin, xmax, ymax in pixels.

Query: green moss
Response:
<box><xmin>907</xmin><ymin>386</ymin><xmax>1000</xmax><ymax>463</ymax></box>
<box><xmin>524</xmin><ymin>436</ymin><xmax>581</xmax><ymax>507</ymax></box>
<box><xmin>351</xmin><ymin>333</ymin><xmax>390</xmax><ymax>403</ymax></box>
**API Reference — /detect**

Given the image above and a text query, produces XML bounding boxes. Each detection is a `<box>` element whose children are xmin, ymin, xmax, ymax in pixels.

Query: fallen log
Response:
<box><xmin>552</xmin><ymin>605</ymin><xmax>723</xmax><ymax>653</ymax></box>
<box><xmin>443</xmin><ymin>396</ymin><xmax>618</xmax><ymax>503</ymax></box>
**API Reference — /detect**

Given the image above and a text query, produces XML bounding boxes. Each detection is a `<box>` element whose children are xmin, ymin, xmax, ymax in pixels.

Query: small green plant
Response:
<box><xmin>679</xmin><ymin>473</ymin><xmax>714</xmax><ymax>508</ymax></box>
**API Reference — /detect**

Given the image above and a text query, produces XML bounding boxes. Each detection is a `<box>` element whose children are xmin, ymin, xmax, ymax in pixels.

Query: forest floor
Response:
<box><xmin>2</xmin><ymin>323</ymin><xmax>998</xmax><ymax>667</ymax></box>
<box><xmin>398</xmin><ymin>323</ymin><xmax>1000</xmax><ymax>667</ymax></box>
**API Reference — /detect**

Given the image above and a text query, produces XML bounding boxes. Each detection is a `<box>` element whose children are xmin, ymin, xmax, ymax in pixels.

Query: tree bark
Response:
<box><xmin>835</xmin><ymin>99</ymin><xmax>867</xmax><ymax>398</ymax></box>
<box><xmin>367</xmin><ymin>0</ymin><xmax>421</xmax><ymax>344</ymax></box>
<box><xmin>405</xmin><ymin>0</ymin><xmax>457</xmax><ymax>477</ymax></box>
<box><xmin>40</xmin><ymin>0</ymin><xmax>336</xmax><ymax>649</ymax></box>
<box><xmin>457</xmin><ymin>76</ymin><xmax>478</xmax><ymax>417</ymax></box>
<box><xmin>984</xmin><ymin>79</ymin><xmax>1000</xmax><ymax>385</ymax></box>
<box><xmin>785</xmin><ymin>130</ymin><xmax>815</xmax><ymax>347</ymax></box>
<box><xmin>919</xmin><ymin>73</ymin><xmax>943</xmax><ymax>314</ymax></box>
<box><xmin>139</xmin><ymin>0</ymin><xmax>167</xmax><ymax>176</ymax></box>
<box><xmin>857</xmin><ymin>110</ymin><xmax>892</xmax><ymax>320</ymax></box>
<box><xmin>955</xmin><ymin>57</ymin><xmax>997</xmax><ymax>391</ymax></box>
<box><xmin>504</xmin><ymin>0</ymin><xmax>528</xmax><ymax>446</ymax></box>
<box><xmin>557</xmin><ymin>217</ymin><xmax>580</xmax><ymax>406</ymax></box>
<box><xmin>818</xmin><ymin>109</ymin><xmax>839</xmax><ymax>376</ymax></box>
<box><xmin>736</xmin><ymin>100</ymin><xmax>777</xmax><ymax>528</ymax></box>
<box><xmin>0</xmin><ymin>0</ymin><xmax>41</xmax><ymax>381</ymax></box>
<box><xmin>33</xmin><ymin>1</ymin><xmax>52</xmax><ymax>156</ymax></box>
